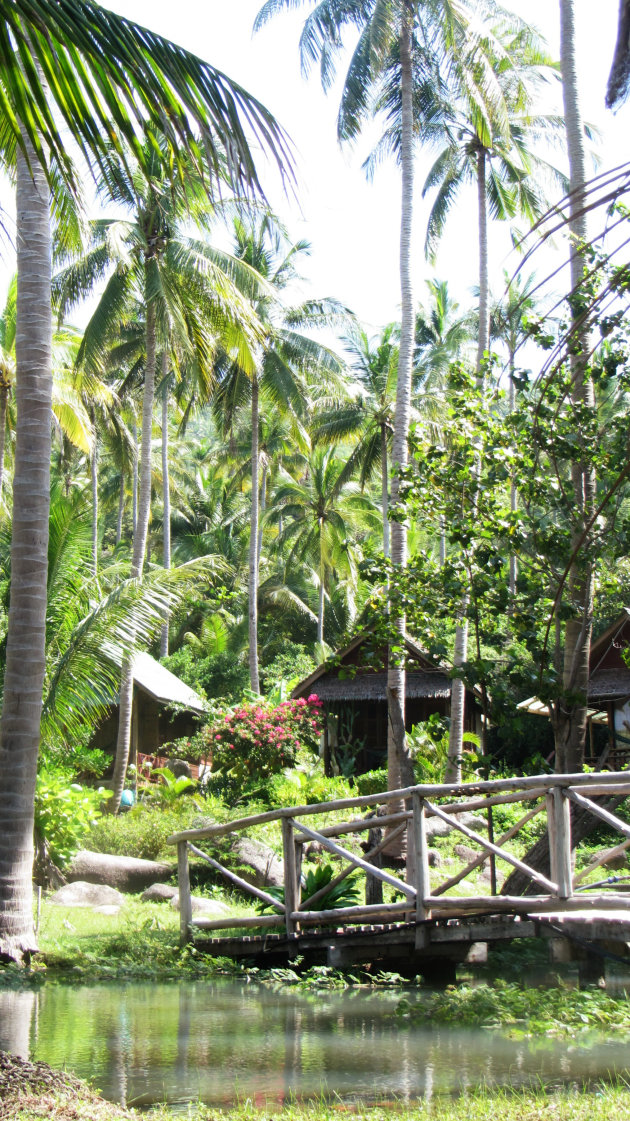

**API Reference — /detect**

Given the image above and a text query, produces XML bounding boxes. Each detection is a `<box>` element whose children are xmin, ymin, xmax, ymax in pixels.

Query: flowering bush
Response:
<box><xmin>199</xmin><ymin>694</ymin><xmax>324</xmax><ymax>787</ymax></box>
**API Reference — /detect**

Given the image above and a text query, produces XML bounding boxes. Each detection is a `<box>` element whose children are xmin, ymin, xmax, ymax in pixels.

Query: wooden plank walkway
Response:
<box><xmin>169</xmin><ymin>772</ymin><xmax>630</xmax><ymax>977</ymax></box>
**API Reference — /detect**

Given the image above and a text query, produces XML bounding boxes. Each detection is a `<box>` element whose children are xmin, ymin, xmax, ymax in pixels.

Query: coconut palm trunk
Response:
<box><xmin>131</xmin><ymin>411</ymin><xmax>138</xmax><ymax>538</ymax></box>
<box><xmin>248</xmin><ymin>376</ymin><xmax>261</xmax><ymax>692</ymax></box>
<box><xmin>446</xmin><ymin>148</ymin><xmax>490</xmax><ymax>781</ymax></box>
<box><xmin>111</xmin><ymin>295</ymin><xmax>157</xmax><ymax>811</ymax></box>
<box><xmin>0</xmin><ymin>380</ymin><xmax>9</xmax><ymax>503</ymax></box>
<box><xmin>160</xmin><ymin>352</ymin><xmax>171</xmax><ymax>658</ymax></box>
<box><xmin>317</xmin><ymin>526</ymin><xmax>326</xmax><ymax>646</ymax></box>
<box><xmin>386</xmin><ymin>7</ymin><xmax>417</xmax><ymax>863</ymax></box>
<box><xmin>90</xmin><ymin>409</ymin><xmax>99</xmax><ymax>580</ymax></box>
<box><xmin>380</xmin><ymin>422</ymin><xmax>390</xmax><ymax>559</ymax></box>
<box><xmin>554</xmin><ymin>0</ymin><xmax>596</xmax><ymax>773</ymax></box>
<box><xmin>116</xmin><ymin>472</ymin><xmax>124</xmax><ymax>545</ymax></box>
<box><xmin>0</xmin><ymin>143</ymin><xmax>53</xmax><ymax>959</ymax></box>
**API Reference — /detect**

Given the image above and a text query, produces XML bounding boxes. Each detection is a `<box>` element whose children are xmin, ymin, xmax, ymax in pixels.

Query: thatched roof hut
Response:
<box><xmin>89</xmin><ymin>653</ymin><xmax>206</xmax><ymax>763</ymax></box>
<box><xmin>292</xmin><ymin>633</ymin><xmax>481</xmax><ymax>774</ymax></box>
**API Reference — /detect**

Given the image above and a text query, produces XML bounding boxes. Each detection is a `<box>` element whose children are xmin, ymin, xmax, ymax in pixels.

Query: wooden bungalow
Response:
<box><xmin>89</xmin><ymin>652</ymin><xmax>206</xmax><ymax>767</ymax></box>
<box><xmin>519</xmin><ymin>609</ymin><xmax>630</xmax><ymax>767</ymax></box>
<box><xmin>291</xmin><ymin>632</ymin><xmax>482</xmax><ymax>774</ymax></box>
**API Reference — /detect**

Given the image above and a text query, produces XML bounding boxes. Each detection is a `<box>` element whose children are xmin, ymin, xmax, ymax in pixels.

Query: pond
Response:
<box><xmin>1</xmin><ymin>978</ymin><xmax>629</xmax><ymax>1112</ymax></box>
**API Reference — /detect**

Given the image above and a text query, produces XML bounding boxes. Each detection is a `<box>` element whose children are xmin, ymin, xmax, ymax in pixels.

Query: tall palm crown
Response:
<box><xmin>314</xmin><ymin>323</ymin><xmax>399</xmax><ymax>557</ymax></box>
<box><xmin>214</xmin><ymin>213</ymin><xmax>345</xmax><ymax>691</ymax></box>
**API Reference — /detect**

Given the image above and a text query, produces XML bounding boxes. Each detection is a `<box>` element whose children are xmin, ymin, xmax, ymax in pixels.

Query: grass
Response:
<box><xmin>8</xmin><ymin>1083</ymin><xmax>630</xmax><ymax>1121</ymax></box>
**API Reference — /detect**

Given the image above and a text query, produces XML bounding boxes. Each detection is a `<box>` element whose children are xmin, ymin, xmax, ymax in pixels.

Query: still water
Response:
<box><xmin>1</xmin><ymin>979</ymin><xmax>629</xmax><ymax>1111</ymax></box>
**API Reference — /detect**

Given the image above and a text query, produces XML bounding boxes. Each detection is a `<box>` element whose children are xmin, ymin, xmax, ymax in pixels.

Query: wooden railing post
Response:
<box><xmin>282</xmin><ymin>817</ymin><xmax>299</xmax><ymax>937</ymax></box>
<box><xmin>412</xmin><ymin>793</ymin><xmax>431</xmax><ymax>941</ymax></box>
<box><xmin>178</xmin><ymin>840</ymin><xmax>193</xmax><ymax>945</ymax></box>
<box><xmin>547</xmin><ymin>787</ymin><xmax>572</xmax><ymax>900</ymax></box>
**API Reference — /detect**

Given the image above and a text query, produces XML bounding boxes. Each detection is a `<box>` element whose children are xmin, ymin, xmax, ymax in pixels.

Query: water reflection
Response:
<box><xmin>0</xmin><ymin>980</ymin><xmax>628</xmax><ymax>1111</ymax></box>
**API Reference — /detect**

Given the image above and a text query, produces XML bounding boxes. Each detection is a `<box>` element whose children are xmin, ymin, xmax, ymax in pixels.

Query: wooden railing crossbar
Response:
<box><xmin>172</xmin><ymin>773</ymin><xmax>630</xmax><ymax>945</ymax></box>
<box><xmin>294</xmin><ymin>819</ymin><xmax>417</xmax><ymax>900</ymax></box>
<box><xmin>187</xmin><ymin>843</ymin><xmax>286</xmax><ymax>915</ymax></box>
<box><xmin>167</xmin><ymin>771</ymin><xmax>630</xmax><ymax>847</ymax></box>
<box><xmin>424</xmin><ymin>799</ymin><xmax>558</xmax><ymax>894</ymax></box>
<box><xmin>432</xmin><ymin>801</ymin><xmax>546</xmax><ymax>897</ymax></box>
<box><xmin>574</xmin><ymin>837</ymin><xmax>630</xmax><ymax>885</ymax></box>
<box><xmin>298</xmin><ymin>822</ymin><xmax>407</xmax><ymax>911</ymax></box>
<box><xmin>567</xmin><ymin>788</ymin><xmax>630</xmax><ymax>840</ymax></box>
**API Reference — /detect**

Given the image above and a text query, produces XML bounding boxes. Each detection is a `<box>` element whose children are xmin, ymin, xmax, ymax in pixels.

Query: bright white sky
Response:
<box><xmin>2</xmin><ymin>1</ymin><xmax>629</xmax><ymax>334</ymax></box>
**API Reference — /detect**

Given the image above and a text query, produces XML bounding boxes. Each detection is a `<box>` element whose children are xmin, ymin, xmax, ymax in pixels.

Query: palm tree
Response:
<box><xmin>314</xmin><ymin>324</ymin><xmax>398</xmax><ymax>559</ymax></box>
<box><xmin>0</xmin><ymin>1</ymin><xmax>289</xmax><ymax>961</ymax></box>
<box><xmin>216</xmin><ymin>214</ymin><xmax>345</xmax><ymax>693</ymax></box>
<box><xmin>268</xmin><ymin>449</ymin><xmax>381</xmax><ymax>647</ymax></box>
<box><xmin>489</xmin><ymin>270</ymin><xmax>540</xmax><ymax>600</ymax></box>
<box><xmin>255</xmin><ymin>0</ymin><xmax>505</xmax><ymax>801</ymax></box>
<box><xmin>56</xmin><ymin>147</ymin><xmax>267</xmax><ymax>812</ymax></box>
<box><xmin>554</xmin><ymin>0</ymin><xmax>596</xmax><ymax>772</ymax></box>
<box><xmin>420</xmin><ymin>20</ymin><xmax>564</xmax><ymax>781</ymax></box>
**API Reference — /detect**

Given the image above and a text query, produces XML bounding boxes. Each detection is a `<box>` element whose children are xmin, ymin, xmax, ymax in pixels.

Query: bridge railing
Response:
<box><xmin>168</xmin><ymin>771</ymin><xmax>630</xmax><ymax>945</ymax></box>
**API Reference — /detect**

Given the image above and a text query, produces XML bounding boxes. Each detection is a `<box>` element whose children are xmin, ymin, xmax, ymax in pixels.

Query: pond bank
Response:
<box><xmin>4</xmin><ymin>1056</ymin><xmax>630</xmax><ymax>1121</ymax></box>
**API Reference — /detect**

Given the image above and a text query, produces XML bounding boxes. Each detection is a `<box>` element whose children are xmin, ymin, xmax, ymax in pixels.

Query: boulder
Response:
<box><xmin>454</xmin><ymin>844</ymin><xmax>479</xmax><ymax>863</ymax></box>
<box><xmin>425</xmin><ymin>812</ymin><xmax>487</xmax><ymax>840</ymax></box>
<box><xmin>170</xmin><ymin>895</ymin><xmax>231</xmax><ymax>916</ymax></box>
<box><xmin>229</xmin><ymin>837</ymin><xmax>284</xmax><ymax>889</ymax></box>
<box><xmin>49</xmin><ymin>881</ymin><xmax>125</xmax><ymax>909</ymax></box>
<box><xmin>141</xmin><ymin>882</ymin><xmax>179</xmax><ymax>903</ymax></box>
<box><xmin>66</xmin><ymin>850</ymin><xmax>173</xmax><ymax>893</ymax></box>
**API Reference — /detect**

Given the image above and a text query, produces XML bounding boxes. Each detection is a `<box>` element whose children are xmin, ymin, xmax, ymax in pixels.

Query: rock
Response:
<box><xmin>602</xmin><ymin>852</ymin><xmax>628</xmax><ymax>871</ymax></box>
<box><xmin>166</xmin><ymin>758</ymin><xmax>193</xmax><ymax>780</ymax></box>
<box><xmin>49</xmin><ymin>881</ymin><xmax>126</xmax><ymax>909</ymax></box>
<box><xmin>454</xmin><ymin>844</ymin><xmax>479</xmax><ymax>863</ymax></box>
<box><xmin>141</xmin><ymin>882</ymin><xmax>179</xmax><ymax>903</ymax></box>
<box><xmin>170</xmin><ymin>895</ymin><xmax>231</xmax><ymax>916</ymax></box>
<box><xmin>305</xmin><ymin>842</ymin><xmax>323</xmax><ymax>859</ymax></box>
<box><xmin>230</xmin><ymin>836</ymin><xmax>284</xmax><ymax>889</ymax></box>
<box><xmin>425</xmin><ymin>812</ymin><xmax>487</xmax><ymax>840</ymax></box>
<box><xmin>91</xmin><ymin>904</ymin><xmax>121</xmax><ymax>915</ymax></box>
<box><xmin>66</xmin><ymin>850</ymin><xmax>173</xmax><ymax>893</ymax></box>
<box><xmin>428</xmin><ymin>849</ymin><xmax>441</xmax><ymax>868</ymax></box>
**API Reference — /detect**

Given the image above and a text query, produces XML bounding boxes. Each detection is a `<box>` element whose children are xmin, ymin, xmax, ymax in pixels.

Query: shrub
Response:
<box><xmin>87</xmin><ymin>802</ymin><xmax>199</xmax><ymax>861</ymax></box>
<box><xmin>34</xmin><ymin>770</ymin><xmax>110</xmax><ymax>867</ymax></box>
<box><xmin>355</xmin><ymin>768</ymin><xmax>388</xmax><ymax>797</ymax></box>
<box><xmin>199</xmin><ymin>695</ymin><xmax>325</xmax><ymax>789</ymax></box>
<box><xmin>266</xmin><ymin>766</ymin><xmax>354</xmax><ymax>808</ymax></box>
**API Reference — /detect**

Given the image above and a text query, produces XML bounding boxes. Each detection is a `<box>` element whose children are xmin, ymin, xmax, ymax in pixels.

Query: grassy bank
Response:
<box><xmin>8</xmin><ymin>1083</ymin><xmax>630</xmax><ymax>1121</ymax></box>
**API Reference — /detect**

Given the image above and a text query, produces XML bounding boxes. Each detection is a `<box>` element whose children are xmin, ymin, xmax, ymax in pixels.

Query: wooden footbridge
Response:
<box><xmin>169</xmin><ymin>772</ymin><xmax>630</xmax><ymax>980</ymax></box>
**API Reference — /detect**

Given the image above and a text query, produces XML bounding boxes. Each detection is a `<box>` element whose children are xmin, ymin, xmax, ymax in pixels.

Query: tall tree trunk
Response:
<box><xmin>508</xmin><ymin>346</ymin><xmax>517</xmax><ymax>602</ymax></box>
<box><xmin>248</xmin><ymin>376</ymin><xmax>260</xmax><ymax>693</ymax></box>
<box><xmin>317</xmin><ymin>526</ymin><xmax>325</xmax><ymax>647</ymax></box>
<box><xmin>0</xmin><ymin>383</ymin><xmax>9</xmax><ymax>503</ymax></box>
<box><xmin>447</xmin><ymin>148</ymin><xmax>490</xmax><ymax>781</ymax></box>
<box><xmin>131</xmin><ymin>411</ymin><xmax>138</xmax><ymax>538</ymax></box>
<box><xmin>385</xmin><ymin>7</ymin><xmax>416</xmax><ymax>862</ymax></box>
<box><xmin>160</xmin><ymin>353</ymin><xmax>171</xmax><ymax>659</ymax></box>
<box><xmin>380</xmin><ymin>423</ymin><xmax>390</xmax><ymax>559</ymax></box>
<box><xmin>116</xmin><ymin>470</ymin><xmax>124</xmax><ymax>546</ymax></box>
<box><xmin>0</xmin><ymin>143</ymin><xmax>52</xmax><ymax>960</ymax></box>
<box><xmin>258</xmin><ymin>460</ymin><xmax>267</xmax><ymax>569</ymax></box>
<box><xmin>554</xmin><ymin>0</ymin><xmax>596</xmax><ymax>773</ymax></box>
<box><xmin>111</xmin><ymin>295</ymin><xmax>157</xmax><ymax>812</ymax></box>
<box><xmin>90</xmin><ymin>408</ymin><xmax>98</xmax><ymax>580</ymax></box>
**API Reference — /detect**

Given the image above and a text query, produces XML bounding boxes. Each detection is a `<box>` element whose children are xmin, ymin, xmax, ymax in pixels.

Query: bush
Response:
<box><xmin>355</xmin><ymin>768</ymin><xmax>388</xmax><ymax>797</ymax></box>
<box><xmin>266</xmin><ymin>766</ymin><xmax>355</xmax><ymax>808</ymax></box>
<box><xmin>35</xmin><ymin>770</ymin><xmax>110</xmax><ymax>867</ymax></box>
<box><xmin>87</xmin><ymin>802</ymin><xmax>201</xmax><ymax>861</ymax></box>
<box><xmin>162</xmin><ymin>646</ymin><xmax>249</xmax><ymax>703</ymax></box>
<box><xmin>260</xmin><ymin>644</ymin><xmax>317</xmax><ymax>694</ymax></box>
<box><xmin>200</xmin><ymin>695</ymin><xmax>325</xmax><ymax>789</ymax></box>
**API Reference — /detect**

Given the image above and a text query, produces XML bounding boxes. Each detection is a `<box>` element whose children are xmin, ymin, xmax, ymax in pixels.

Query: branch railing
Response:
<box><xmin>168</xmin><ymin>771</ymin><xmax>630</xmax><ymax>945</ymax></box>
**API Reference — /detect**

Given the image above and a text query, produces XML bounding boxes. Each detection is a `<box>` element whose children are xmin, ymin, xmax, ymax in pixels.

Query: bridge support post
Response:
<box><xmin>412</xmin><ymin>793</ymin><xmax>431</xmax><ymax>947</ymax></box>
<box><xmin>178</xmin><ymin>840</ymin><xmax>193</xmax><ymax>945</ymax></box>
<box><xmin>547</xmin><ymin>787</ymin><xmax>573</xmax><ymax>899</ymax></box>
<box><xmin>282</xmin><ymin>817</ymin><xmax>300</xmax><ymax>938</ymax></box>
